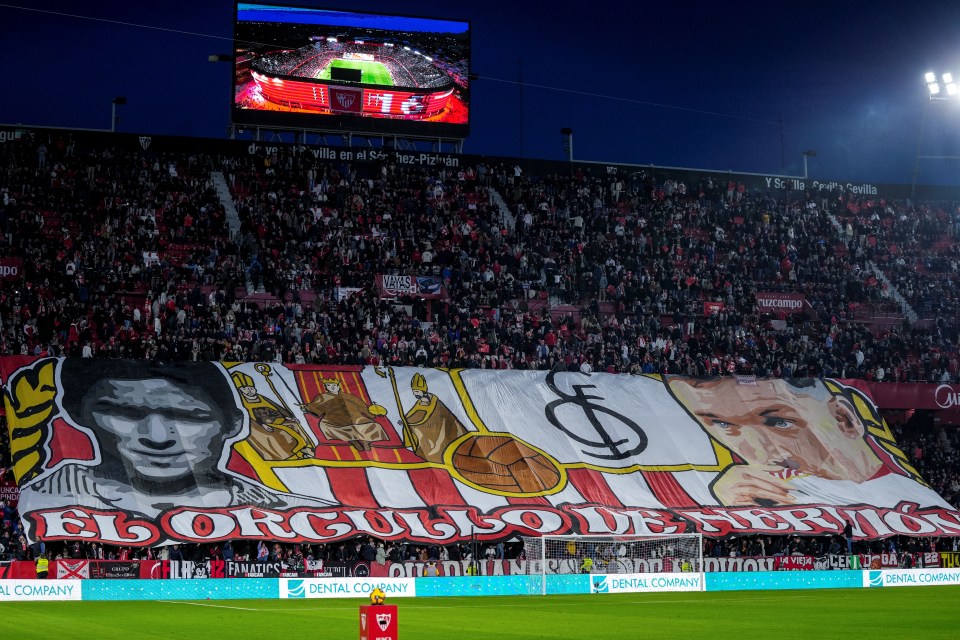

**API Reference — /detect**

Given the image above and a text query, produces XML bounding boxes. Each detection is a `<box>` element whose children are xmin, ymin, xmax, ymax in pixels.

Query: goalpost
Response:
<box><xmin>521</xmin><ymin>534</ymin><xmax>704</xmax><ymax>595</ymax></box>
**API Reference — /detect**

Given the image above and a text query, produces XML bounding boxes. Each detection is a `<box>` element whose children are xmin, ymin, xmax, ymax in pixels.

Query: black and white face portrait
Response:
<box><xmin>84</xmin><ymin>378</ymin><xmax>226</xmax><ymax>483</ymax></box>
<box><xmin>60</xmin><ymin>360</ymin><xmax>244</xmax><ymax>493</ymax></box>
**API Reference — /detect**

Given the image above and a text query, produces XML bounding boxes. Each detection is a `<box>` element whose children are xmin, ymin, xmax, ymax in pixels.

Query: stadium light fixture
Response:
<box><xmin>802</xmin><ymin>149</ymin><xmax>817</xmax><ymax>179</ymax></box>
<box><xmin>561</xmin><ymin>127</ymin><xmax>574</xmax><ymax>162</ymax></box>
<box><xmin>926</xmin><ymin>71</ymin><xmax>958</xmax><ymax>101</ymax></box>
<box><xmin>913</xmin><ymin>70</ymin><xmax>960</xmax><ymax>199</ymax></box>
<box><xmin>110</xmin><ymin>96</ymin><xmax>126</xmax><ymax>133</ymax></box>
<box><xmin>208</xmin><ymin>54</ymin><xmax>234</xmax><ymax>63</ymax></box>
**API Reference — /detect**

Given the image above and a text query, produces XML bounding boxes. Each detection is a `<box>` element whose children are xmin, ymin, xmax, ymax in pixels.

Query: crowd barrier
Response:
<box><xmin>2</xmin><ymin>552</ymin><xmax>952</xmax><ymax>582</ymax></box>
<box><xmin>2</xmin><ymin>568</ymin><xmax>959</xmax><ymax>602</ymax></box>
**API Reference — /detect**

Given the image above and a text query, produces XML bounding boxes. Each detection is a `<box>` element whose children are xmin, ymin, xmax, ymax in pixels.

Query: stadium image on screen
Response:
<box><xmin>233</xmin><ymin>3</ymin><xmax>470</xmax><ymax>136</ymax></box>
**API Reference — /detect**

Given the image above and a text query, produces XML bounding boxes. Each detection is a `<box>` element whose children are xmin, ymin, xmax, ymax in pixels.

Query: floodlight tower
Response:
<box><xmin>802</xmin><ymin>149</ymin><xmax>817</xmax><ymax>179</ymax></box>
<box><xmin>911</xmin><ymin>71</ymin><xmax>959</xmax><ymax>199</ymax></box>
<box><xmin>110</xmin><ymin>96</ymin><xmax>127</xmax><ymax>133</ymax></box>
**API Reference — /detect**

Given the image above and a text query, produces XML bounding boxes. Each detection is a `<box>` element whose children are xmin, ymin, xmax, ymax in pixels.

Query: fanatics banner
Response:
<box><xmin>3</xmin><ymin>358</ymin><xmax>959</xmax><ymax>546</ymax></box>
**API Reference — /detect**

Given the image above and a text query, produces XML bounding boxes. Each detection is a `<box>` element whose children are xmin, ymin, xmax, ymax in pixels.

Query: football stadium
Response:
<box><xmin>241</xmin><ymin>41</ymin><xmax>461</xmax><ymax>119</ymax></box>
<box><xmin>3</xmin><ymin>2</ymin><xmax>960</xmax><ymax>640</ymax></box>
<box><xmin>233</xmin><ymin>5</ymin><xmax>469</xmax><ymax>126</ymax></box>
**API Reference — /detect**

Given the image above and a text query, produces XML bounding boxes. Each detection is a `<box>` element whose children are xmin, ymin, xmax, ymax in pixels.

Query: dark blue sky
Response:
<box><xmin>4</xmin><ymin>1</ymin><xmax>960</xmax><ymax>185</ymax></box>
<box><xmin>237</xmin><ymin>4</ymin><xmax>468</xmax><ymax>34</ymax></box>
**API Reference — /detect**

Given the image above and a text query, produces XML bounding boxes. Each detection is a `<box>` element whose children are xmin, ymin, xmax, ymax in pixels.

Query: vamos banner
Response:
<box><xmin>4</xmin><ymin>358</ymin><xmax>960</xmax><ymax>546</ymax></box>
<box><xmin>755</xmin><ymin>292</ymin><xmax>810</xmax><ymax>314</ymax></box>
<box><xmin>376</xmin><ymin>274</ymin><xmax>445</xmax><ymax>299</ymax></box>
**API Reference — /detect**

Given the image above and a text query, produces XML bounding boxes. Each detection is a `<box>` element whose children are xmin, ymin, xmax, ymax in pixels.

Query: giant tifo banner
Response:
<box><xmin>3</xmin><ymin>357</ymin><xmax>960</xmax><ymax>546</ymax></box>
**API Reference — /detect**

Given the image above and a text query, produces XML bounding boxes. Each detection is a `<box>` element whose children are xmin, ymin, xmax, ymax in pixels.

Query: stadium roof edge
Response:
<box><xmin>571</xmin><ymin>157</ymin><xmax>804</xmax><ymax>181</ymax></box>
<box><xmin>0</xmin><ymin>123</ymin><xmax>112</xmax><ymax>133</ymax></box>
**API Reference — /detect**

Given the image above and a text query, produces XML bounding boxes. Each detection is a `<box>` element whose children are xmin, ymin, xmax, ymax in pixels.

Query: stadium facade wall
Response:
<box><xmin>5</xmin><ymin>125</ymin><xmax>960</xmax><ymax>198</ymax></box>
<box><xmin>4</xmin><ymin>569</ymin><xmax>960</xmax><ymax>601</ymax></box>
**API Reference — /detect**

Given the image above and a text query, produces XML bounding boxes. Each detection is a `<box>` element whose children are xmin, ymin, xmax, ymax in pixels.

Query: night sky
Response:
<box><xmin>4</xmin><ymin>1</ymin><xmax>960</xmax><ymax>185</ymax></box>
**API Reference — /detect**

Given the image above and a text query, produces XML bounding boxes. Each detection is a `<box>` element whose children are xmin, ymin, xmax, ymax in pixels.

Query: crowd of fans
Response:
<box><xmin>2</xmin><ymin>129</ymin><xmax>960</xmax><ymax>565</ymax></box>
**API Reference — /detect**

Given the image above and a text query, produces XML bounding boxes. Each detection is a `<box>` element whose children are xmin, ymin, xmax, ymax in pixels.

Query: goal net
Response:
<box><xmin>521</xmin><ymin>534</ymin><xmax>704</xmax><ymax>595</ymax></box>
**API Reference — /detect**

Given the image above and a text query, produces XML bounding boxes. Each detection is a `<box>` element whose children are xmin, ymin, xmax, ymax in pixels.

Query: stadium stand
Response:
<box><xmin>2</xmin><ymin>128</ymin><xmax>960</xmax><ymax>563</ymax></box>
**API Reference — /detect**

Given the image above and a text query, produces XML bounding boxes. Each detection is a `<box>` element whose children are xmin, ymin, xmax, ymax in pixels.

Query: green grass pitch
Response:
<box><xmin>315</xmin><ymin>59</ymin><xmax>394</xmax><ymax>86</ymax></box>
<box><xmin>2</xmin><ymin>588</ymin><xmax>959</xmax><ymax>640</ymax></box>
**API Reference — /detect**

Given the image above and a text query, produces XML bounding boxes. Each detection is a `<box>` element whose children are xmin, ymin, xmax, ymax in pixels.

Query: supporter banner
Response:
<box><xmin>225</xmin><ymin>560</ymin><xmax>299</xmax><ymax>578</ymax></box>
<box><xmin>376</xmin><ymin>274</ymin><xmax>444</xmax><ymax>299</ymax></box>
<box><xmin>0</xmin><ymin>477</ymin><xmax>19</xmax><ymax>507</ymax></box>
<box><xmin>755</xmin><ymin>292</ymin><xmax>810</xmax><ymax>314</ymax></box>
<box><xmin>4</xmin><ymin>358</ymin><xmax>960</xmax><ymax>546</ymax></box>
<box><xmin>153</xmin><ymin>559</ymin><xmax>299</xmax><ymax>579</ymax></box>
<box><xmin>140</xmin><ymin>560</ymin><xmax>165</xmax><ymax>579</ymax></box>
<box><xmin>818</xmin><ymin>555</ymin><xmax>856</xmax><ymax>571</ymax></box>
<box><xmin>775</xmin><ymin>556</ymin><xmax>815</xmax><ymax>571</ymax></box>
<box><xmin>703</xmin><ymin>557</ymin><xmax>778</xmax><ymax>573</ymax></box>
<box><xmin>54</xmin><ymin>559</ymin><xmax>90</xmax><ymax>579</ymax></box>
<box><xmin>379</xmin><ymin>558</ymin><xmax>682</xmax><ymax>578</ymax></box>
<box><xmin>940</xmin><ymin>552</ymin><xmax>960</xmax><ymax>568</ymax></box>
<box><xmin>333</xmin><ymin>287</ymin><xmax>363</xmax><ymax>302</ymax></box>
<box><xmin>0</xmin><ymin>579</ymin><xmax>81</xmax><ymax>601</ymax></box>
<box><xmin>703</xmin><ymin>301</ymin><xmax>723</xmax><ymax>316</ymax></box>
<box><xmin>168</xmin><ymin>560</ymin><xmax>213</xmax><ymax>579</ymax></box>
<box><xmin>90</xmin><ymin>561</ymin><xmax>140</xmax><ymax>579</ymax></box>
<box><xmin>0</xmin><ymin>561</ymin><xmax>38</xmax><ymax>579</ymax></box>
<box><xmin>0</xmin><ymin>257</ymin><xmax>22</xmax><ymax>281</ymax></box>
<box><xmin>860</xmin><ymin>552</ymin><xmax>940</xmax><ymax>569</ymax></box>
<box><xmin>323</xmin><ymin>561</ymin><xmax>374</xmax><ymax>577</ymax></box>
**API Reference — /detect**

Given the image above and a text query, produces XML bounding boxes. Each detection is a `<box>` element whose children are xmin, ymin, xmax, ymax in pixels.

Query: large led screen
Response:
<box><xmin>233</xmin><ymin>3</ymin><xmax>470</xmax><ymax>137</ymax></box>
